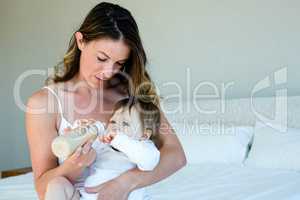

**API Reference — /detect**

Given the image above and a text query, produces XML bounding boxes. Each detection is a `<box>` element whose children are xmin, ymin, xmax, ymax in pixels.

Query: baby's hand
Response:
<box><xmin>98</xmin><ymin>131</ymin><xmax>117</xmax><ymax>144</ymax></box>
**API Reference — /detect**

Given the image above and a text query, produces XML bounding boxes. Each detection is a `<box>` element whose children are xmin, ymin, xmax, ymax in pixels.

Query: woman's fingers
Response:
<box><xmin>69</xmin><ymin>146</ymin><xmax>82</xmax><ymax>163</ymax></box>
<box><xmin>70</xmin><ymin>143</ymin><xmax>95</xmax><ymax>167</ymax></box>
<box><xmin>85</xmin><ymin>182</ymin><xmax>104</xmax><ymax>193</ymax></box>
<box><xmin>85</xmin><ymin>149</ymin><xmax>97</xmax><ymax>166</ymax></box>
<box><xmin>85</xmin><ymin>178</ymin><xmax>130</xmax><ymax>200</ymax></box>
<box><xmin>82</xmin><ymin>140</ymin><xmax>92</xmax><ymax>154</ymax></box>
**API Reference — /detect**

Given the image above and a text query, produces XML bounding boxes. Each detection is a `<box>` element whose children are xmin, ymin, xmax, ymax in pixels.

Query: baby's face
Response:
<box><xmin>107</xmin><ymin>106</ymin><xmax>149</xmax><ymax>140</ymax></box>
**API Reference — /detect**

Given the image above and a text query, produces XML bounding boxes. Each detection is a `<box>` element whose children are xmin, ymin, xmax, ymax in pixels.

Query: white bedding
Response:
<box><xmin>1</xmin><ymin>164</ymin><xmax>300</xmax><ymax>200</ymax></box>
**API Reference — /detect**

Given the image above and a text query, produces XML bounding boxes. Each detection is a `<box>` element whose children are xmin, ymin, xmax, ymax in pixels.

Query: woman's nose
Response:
<box><xmin>101</xmin><ymin>63</ymin><xmax>116</xmax><ymax>78</ymax></box>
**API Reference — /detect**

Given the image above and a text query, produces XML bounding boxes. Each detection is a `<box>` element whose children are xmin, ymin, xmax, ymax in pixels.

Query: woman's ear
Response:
<box><xmin>75</xmin><ymin>32</ymin><xmax>85</xmax><ymax>50</ymax></box>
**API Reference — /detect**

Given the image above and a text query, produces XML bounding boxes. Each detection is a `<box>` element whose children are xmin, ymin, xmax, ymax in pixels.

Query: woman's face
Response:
<box><xmin>75</xmin><ymin>32</ymin><xmax>130</xmax><ymax>88</ymax></box>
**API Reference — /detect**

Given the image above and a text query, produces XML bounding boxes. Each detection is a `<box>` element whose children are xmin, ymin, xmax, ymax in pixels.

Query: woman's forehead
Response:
<box><xmin>92</xmin><ymin>38</ymin><xmax>130</xmax><ymax>60</ymax></box>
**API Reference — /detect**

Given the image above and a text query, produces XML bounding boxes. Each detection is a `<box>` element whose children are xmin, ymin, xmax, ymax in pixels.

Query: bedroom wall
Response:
<box><xmin>0</xmin><ymin>0</ymin><xmax>299</xmax><ymax>170</ymax></box>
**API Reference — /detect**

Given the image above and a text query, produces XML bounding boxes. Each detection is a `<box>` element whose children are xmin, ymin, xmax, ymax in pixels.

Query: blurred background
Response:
<box><xmin>0</xmin><ymin>0</ymin><xmax>299</xmax><ymax>171</ymax></box>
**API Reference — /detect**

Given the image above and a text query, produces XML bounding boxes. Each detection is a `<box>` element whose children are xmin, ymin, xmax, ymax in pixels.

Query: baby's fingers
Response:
<box><xmin>99</xmin><ymin>135</ymin><xmax>109</xmax><ymax>143</ymax></box>
<box><xmin>63</xmin><ymin>127</ymin><xmax>72</xmax><ymax>134</ymax></box>
<box><xmin>103</xmin><ymin>135</ymin><xmax>110</xmax><ymax>143</ymax></box>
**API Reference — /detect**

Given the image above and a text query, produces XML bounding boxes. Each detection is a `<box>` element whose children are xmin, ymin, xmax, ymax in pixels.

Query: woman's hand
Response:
<box><xmin>62</xmin><ymin>140</ymin><xmax>96</xmax><ymax>182</ymax></box>
<box><xmin>66</xmin><ymin>140</ymin><xmax>96</xmax><ymax>167</ymax></box>
<box><xmin>85</xmin><ymin>175</ymin><xmax>131</xmax><ymax>200</ymax></box>
<box><xmin>63</xmin><ymin>125</ymin><xmax>97</xmax><ymax>168</ymax></box>
<box><xmin>61</xmin><ymin>127</ymin><xmax>97</xmax><ymax>182</ymax></box>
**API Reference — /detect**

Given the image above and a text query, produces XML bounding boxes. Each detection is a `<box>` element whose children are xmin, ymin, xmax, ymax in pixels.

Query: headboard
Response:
<box><xmin>161</xmin><ymin>95</ymin><xmax>300</xmax><ymax>129</ymax></box>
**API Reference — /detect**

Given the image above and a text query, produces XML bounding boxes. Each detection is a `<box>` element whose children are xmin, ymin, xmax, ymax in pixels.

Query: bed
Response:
<box><xmin>1</xmin><ymin>163</ymin><xmax>300</xmax><ymax>200</ymax></box>
<box><xmin>1</xmin><ymin>96</ymin><xmax>300</xmax><ymax>200</ymax></box>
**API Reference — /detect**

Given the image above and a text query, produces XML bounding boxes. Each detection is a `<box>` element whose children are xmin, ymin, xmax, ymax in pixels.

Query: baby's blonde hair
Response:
<box><xmin>112</xmin><ymin>95</ymin><xmax>161</xmax><ymax>148</ymax></box>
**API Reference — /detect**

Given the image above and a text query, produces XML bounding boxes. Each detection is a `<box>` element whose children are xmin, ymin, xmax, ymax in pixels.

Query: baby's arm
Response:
<box><xmin>110</xmin><ymin>134</ymin><xmax>160</xmax><ymax>171</ymax></box>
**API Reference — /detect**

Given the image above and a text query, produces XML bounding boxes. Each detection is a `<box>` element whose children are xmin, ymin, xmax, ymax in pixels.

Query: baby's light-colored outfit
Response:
<box><xmin>81</xmin><ymin>134</ymin><xmax>160</xmax><ymax>200</ymax></box>
<box><xmin>43</xmin><ymin>86</ymin><xmax>160</xmax><ymax>200</ymax></box>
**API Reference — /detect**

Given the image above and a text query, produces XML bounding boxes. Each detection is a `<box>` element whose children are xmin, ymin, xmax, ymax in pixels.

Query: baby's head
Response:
<box><xmin>107</xmin><ymin>96</ymin><xmax>161</xmax><ymax>146</ymax></box>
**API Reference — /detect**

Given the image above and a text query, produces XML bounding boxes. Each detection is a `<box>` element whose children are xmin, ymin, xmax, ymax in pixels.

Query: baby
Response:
<box><xmin>80</xmin><ymin>98</ymin><xmax>160</xmax><ymax>200</ymax></box>
<box><xmin>80</xmin><ymin>96</ymin><xmax>161</xmax><ymax>200</ymax></box>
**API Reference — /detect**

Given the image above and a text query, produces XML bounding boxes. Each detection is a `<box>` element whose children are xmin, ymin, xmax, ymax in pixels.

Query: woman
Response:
<box><xmin>26</xmin><ymin>2</ymin><xmax>186</xmax><ymax>200</ymax></box>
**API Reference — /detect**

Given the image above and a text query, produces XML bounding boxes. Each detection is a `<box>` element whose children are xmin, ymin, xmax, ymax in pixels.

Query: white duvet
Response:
<box><xmin>1</xmin><ymin>163</ymin><xmax>300</xmax><ymax>200</ymax></box>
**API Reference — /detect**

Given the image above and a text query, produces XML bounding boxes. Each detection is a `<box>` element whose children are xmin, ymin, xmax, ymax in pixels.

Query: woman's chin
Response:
<box><xmin>81</xmin><ymin>79</ymin><xmax>99</xmax><ymax>89</ymax></box>
<box><xmin>90</xmin><ymin>78</ymin><xmax>107</xmax><ymax>89</ymax></box>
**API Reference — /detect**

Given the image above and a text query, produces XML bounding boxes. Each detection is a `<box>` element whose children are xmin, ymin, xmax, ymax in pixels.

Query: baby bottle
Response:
<box><xmin>51</xmin><ymin>121</ymin><xmax>105</xmax><ymax>159</ymax></box>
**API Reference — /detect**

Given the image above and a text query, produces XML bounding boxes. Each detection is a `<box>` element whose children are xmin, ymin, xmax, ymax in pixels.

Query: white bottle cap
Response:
<box><xmin>93</xmin><ymin>121</ymin><xmax>106</xmax><ymax>135</ymax></box>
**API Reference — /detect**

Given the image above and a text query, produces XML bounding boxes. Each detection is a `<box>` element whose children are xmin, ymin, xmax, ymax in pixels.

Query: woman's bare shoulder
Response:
<box><xmin>26</xmin><ymin>87</ymin><xmax>57</xmax><ymax>114</ymax></box>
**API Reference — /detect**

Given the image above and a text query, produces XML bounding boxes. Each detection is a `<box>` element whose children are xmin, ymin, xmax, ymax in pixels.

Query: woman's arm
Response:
<box><xmin>26</xmin><ymin>89</ymin><xmax>94</xmax><ymax>200</ymax></box>
<box><xmin>120</xmin><ymin>112</ymin><xmax>187</xmax><ymax>190</ymax></box>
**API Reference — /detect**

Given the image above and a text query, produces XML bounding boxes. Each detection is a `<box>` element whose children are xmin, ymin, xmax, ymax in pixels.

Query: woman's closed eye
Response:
<box><xmin>117</xmin><ymin>62</ymin><xmax>126</xmax><ymax>66</ymax></box>
<box><xmin>97</xmin><ymin>57</ymin><xmax>125</xmax><ymax>66</ymax></box>
<box><xmin>97</xmin><ymin>57</ymin><xmax>107</xmax><ymax>62</ymax></box>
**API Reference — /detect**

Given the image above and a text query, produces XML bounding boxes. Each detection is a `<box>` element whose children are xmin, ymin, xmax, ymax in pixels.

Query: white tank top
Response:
<box><xmin>43</xmin><ymin>86</ymin><xmax>72</xmax><ymax>136</ymax></box>
<box><xmin>43</xmin><ymin>86</ymin><xmax>93</xmax><ymax>189</ymax></box>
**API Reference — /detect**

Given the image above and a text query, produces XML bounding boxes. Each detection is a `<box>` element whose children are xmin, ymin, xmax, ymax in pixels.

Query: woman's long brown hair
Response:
<box><xmin>48</xmin><ymin>2</ymin><xmax>160</xmax><ymax>105</ymax></box>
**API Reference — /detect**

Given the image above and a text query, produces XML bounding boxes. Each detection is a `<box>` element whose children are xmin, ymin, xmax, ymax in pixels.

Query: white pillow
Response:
<box><xmin>174</xmin><ymin>122</ymin><xmax>254</xmax><ymax>164</ymax></box>
<box><xmin>245</xmin><ymin>121</ymin><xmax>300</xmax><ymax>171</ymax></box>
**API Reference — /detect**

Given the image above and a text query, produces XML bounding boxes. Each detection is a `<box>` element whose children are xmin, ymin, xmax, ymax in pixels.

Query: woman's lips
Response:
<box><xmin>95</xmin><ymin>75</ymin><xmax>107</xmax><ymax>81</ymax></box>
